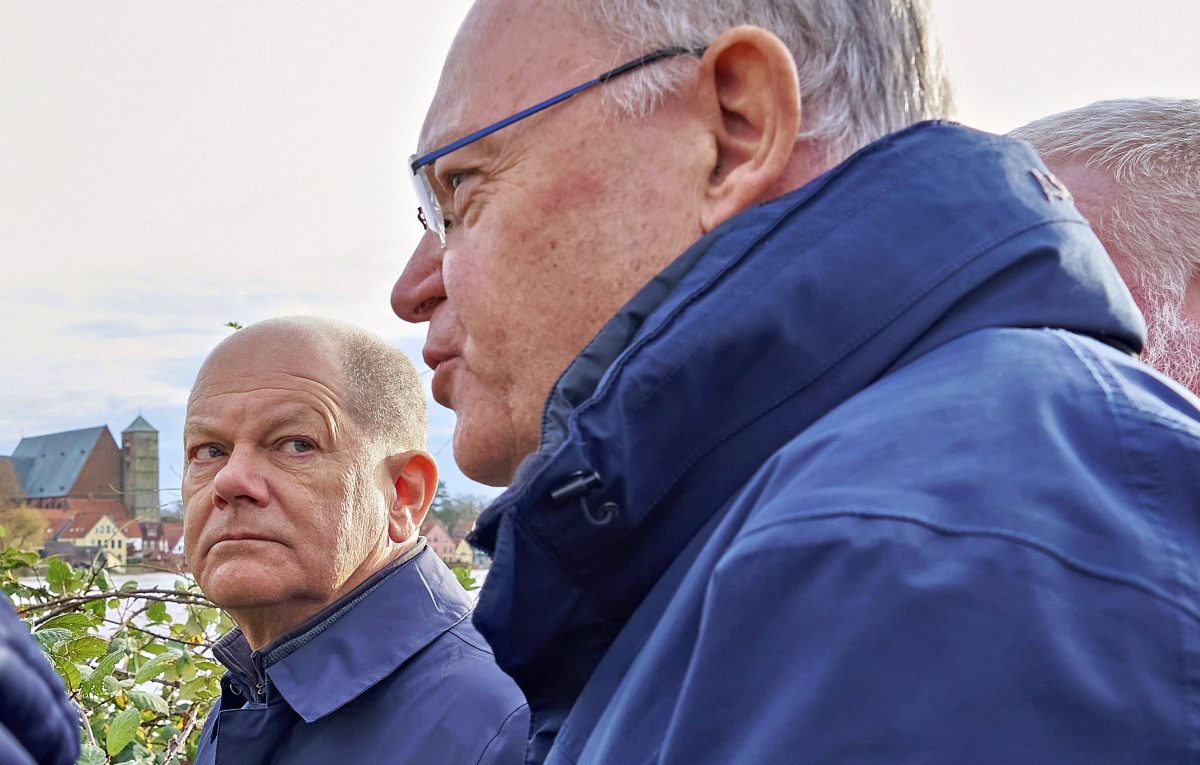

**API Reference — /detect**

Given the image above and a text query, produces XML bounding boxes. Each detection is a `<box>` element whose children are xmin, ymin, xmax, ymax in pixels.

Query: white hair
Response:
<box><xmin>560</xmin><ymin>0</ymin><xmax>954</xmax><ymax>167</ymax></box>
<box><xmin>1011</xmin><ymin>98</ymin><xmax>1200</xmax><ymax>393</ymax></box>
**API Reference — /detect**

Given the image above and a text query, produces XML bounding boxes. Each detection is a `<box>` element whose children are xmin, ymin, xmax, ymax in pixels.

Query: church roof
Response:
<box><xmin>122</xmin><ymin>415</ymin><xmax>157</xmax><ymax>433</ymax></box>
<box><xmin>12</xmin><ymin>426</ymin><xmax>110</xmax><ymax>499</ymax></box>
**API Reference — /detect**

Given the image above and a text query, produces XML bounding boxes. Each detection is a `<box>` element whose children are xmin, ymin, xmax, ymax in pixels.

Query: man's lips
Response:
<box><xmin>429</xmin><ymin>356</ymin><xmax>459</xmax><ymax>407</ymax></box>
<box><xmin>209</xmin><ymin>533</ymin><xmax>278</xmax><ymax>550</ymax></box>
<box><xmin>422</xmin><ymin>345</ymin><xmax>456</xmax><ymax>372</ymax></box>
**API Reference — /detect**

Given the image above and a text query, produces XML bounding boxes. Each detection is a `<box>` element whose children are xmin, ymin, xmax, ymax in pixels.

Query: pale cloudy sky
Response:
<box><xmin>1</xmin><ymin>1</ymin><xmax>1197</xmax><ymax>504</ymax></box>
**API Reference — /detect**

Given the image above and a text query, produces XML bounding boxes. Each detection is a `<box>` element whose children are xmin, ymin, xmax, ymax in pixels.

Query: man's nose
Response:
<box><xmin>392</xmin><ymin>234</ymin><xmax>446</xmax><ymax>323</ymax></box>
<box><xmin>212</xmin><ymin>448</ymin><xmax>269</xmax><ymax>509</ymax></box>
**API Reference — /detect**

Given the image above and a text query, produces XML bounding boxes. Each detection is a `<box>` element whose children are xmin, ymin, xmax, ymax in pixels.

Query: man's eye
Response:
<box><xmin>193</xmin><ymin>445</ymin><xmax>226</xmax><ymax>461</ymax></box>
<box><xmin>280</xmin><ymin>439</ymin><xmax>314</xmax><ymax>454</ymax></box>
<box><xmin>445</xmin><ymin>171</ymin><xmax>469</xmax><ymax>192</ymax></box>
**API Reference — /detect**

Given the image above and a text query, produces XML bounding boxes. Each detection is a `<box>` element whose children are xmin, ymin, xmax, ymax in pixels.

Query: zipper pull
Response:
<box><xmin>550</xmin><ymin>471</ymin><xmax>602</xmax><ymax>502</ymax></box>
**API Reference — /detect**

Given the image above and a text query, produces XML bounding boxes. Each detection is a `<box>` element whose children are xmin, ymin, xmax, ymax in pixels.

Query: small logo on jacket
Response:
<box><xmin>1030</xmin><ymin>169</ymin><xmax>1073</xmax><ymax>202</ymax></box>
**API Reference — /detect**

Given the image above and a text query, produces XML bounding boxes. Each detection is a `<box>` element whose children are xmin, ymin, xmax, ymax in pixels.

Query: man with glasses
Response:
<box><xmin>392</xmin><ymin>1</ymin><xmax>1200</xmax><ymax>763</ymax></box>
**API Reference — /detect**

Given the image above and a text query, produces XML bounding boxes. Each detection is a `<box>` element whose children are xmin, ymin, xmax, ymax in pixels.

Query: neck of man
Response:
<box><xmin>232</xmin><ymin>536</ymin><xmax>422</xmax><ymax>652</ymax></box>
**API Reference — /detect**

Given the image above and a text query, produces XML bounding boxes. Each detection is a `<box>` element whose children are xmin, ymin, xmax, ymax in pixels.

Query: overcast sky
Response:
<box><xmin>1</xmin><ymin>1</ymin><xmax>1197</xmax><ymax>506</ymax></box>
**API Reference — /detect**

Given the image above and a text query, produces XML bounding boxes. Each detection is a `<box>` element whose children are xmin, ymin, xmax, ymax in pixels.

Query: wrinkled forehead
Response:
<box><xmin>418</xmin><ymin>0</ymin><xmax>607</xmax><ymax>152</ymax></box>
<box><xmin>188</xmin><ymin>327</ymin><xmax>344</xmax><ymax>410</ymax></box>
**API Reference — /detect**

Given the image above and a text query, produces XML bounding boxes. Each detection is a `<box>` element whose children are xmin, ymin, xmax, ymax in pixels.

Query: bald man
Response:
<box><xmin>184</xmin><ymin>317</ymin><xmax>526</xmax><ymax>765</ymax></box>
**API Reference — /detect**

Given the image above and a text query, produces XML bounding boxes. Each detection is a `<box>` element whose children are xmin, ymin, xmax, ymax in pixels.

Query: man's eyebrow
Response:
<box><xmin>260</xmin><ymin>408</ymin><xmax>331</xmax><ymax>437</ymax></box>
<box><xmin>182</xmin><ymin>421</ymin><xmax>223</xmax><ymax>442</ymax></box>
<box><xmin>182</xmin><ymin>408</ymin><xmax>333</xmax><ymax>442</ymax></box>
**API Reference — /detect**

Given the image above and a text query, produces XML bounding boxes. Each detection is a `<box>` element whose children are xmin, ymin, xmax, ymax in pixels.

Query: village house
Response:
<box><xmin>1</xmin><ymin>417</ymin><xmax>167</xmax><ymax>569</ymax></box>
<box><xmin>45</xmin><ymin>512</ymin><xmax>130</xmax><ymax>568</ymax></box>
<box><xmin>421</xmin><ymin>517</ymin><xmax>458</xmax><ymax>563</ymax></box>
<box><xmin>451</xmin><ymin>537</ymin><xmax>474</xmax><ymax>566</ymax></box>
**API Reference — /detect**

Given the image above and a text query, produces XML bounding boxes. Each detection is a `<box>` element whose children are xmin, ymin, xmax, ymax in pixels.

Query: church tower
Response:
<box><xmin>121</xmin><ymin>415</ymin><xmax>160</xmax><ymax>522</ymax></box>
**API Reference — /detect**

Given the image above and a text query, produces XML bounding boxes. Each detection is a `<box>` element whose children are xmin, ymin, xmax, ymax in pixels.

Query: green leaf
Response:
<box><xmin>84</xmin><ymin>598</ymin><xmax>106</xmax><ymax>619</ymax></box>
<box><xmin>102</xmin><ymin>674</ymin><xmax>123</xmax><ymax>695</ymax></box>
<box><xmin>146</xmin><ymin>600</ymin><xmax>169</xmax><ymax>623</ymax></box>
<box><xmin>0</xmin><ymin>523</ymin><xmax>6</xmax><ymax>538</ymax></box>
<box><xmin>451</xmin><ymin>566</ymin><xmax>478</xmax><ymax>592</ymax></box>
<box><xmin>180</xmin><ymin>676</ymin><xmax>218</xmax><ymax>703</ymax></box>
<box><xmin>51</xmin><ymin>655</ymin><xmax>81</xmax><ymax>690</ymax></box>
<box><xmin>39</xmin><ymin>612</ymin><xmax>94</xmax><ymax>634</ymax></box>
<box><xmin>66</xmin><ymin>636</ymin><xmax>109</xmax><ymax>660</ymax></box>
<box><xmin>33</xmin><ymin>628</ymin><xmax>74</xmax><ymax>651</ymax></box>
<box><xmin>121</xmin><ymin>579</ymin><xmax>139</xmax><ymax>592</ymax></box>
<box><xmin>134</xmin><ymin>652</ymin><xmax>175</xmax><ymax>684</ymax></box>
<box><xmin>46</xmin><ymin>557</ymin><xmax>72</xmax><ymax>594</ymax></box>
<box><xmin>78</xmin><ymin>743</ymin><xmax>107</xmax><ymax>765</ymax></box>
<box><xmin>1</xmin><ymin>548</ymin><xmax>39</xmax><ymax>569</ymax></box>
<box><xmin>83</xmin><ymin>651</ymin><xmax>124</xmax><ymax>696</ymax></box>
<box><xmin>129</xmin><ymin>690</ymin><xmax>170</xmax><ymax>716</ymax></box>
<box><xmin>106</xmin><ymin>706</ymin><xmax>140</xmax><ymax>756</ymax></box>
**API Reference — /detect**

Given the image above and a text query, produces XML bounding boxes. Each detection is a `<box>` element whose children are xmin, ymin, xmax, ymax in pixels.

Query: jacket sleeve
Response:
<box><xmin>474</xmin><ymin>703</ymin><xmax>530</xmax><ymax>765</ymax></box>
<box><xmin>657</xmin><ymin>513</ymin><xmax>1186</xmax><ymax>765</ymax></box>
<box><xmin>0</xmin><ymin>596</ymin><xmax>81</xmax><ymax>765</ymax></box>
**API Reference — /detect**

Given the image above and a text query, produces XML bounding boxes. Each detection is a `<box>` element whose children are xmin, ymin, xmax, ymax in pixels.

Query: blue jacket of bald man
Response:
<box><xmin>0</xmin><ymin>595</ymin><xmax>80</xmax><ymax>765</ymax></box>
<box><xmin>193</xmin><ymin>545</ymin><xmax>528</xmax><ymax>765</ymax></box>
<box><xmin>468</xmin><ymin>122</ymin><xmax>1200</xmax><ymax>764</ymax></box>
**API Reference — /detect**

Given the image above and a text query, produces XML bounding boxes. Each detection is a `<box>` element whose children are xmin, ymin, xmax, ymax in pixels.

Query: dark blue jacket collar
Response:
<box><xmin>467</xmin><ymin>122</ymin><xmax>1144</xmax><ymax>729</ymax></box>
<box><xmin>213</xmin><ymin>544</ymin><xmax>471</xmax><ymax>722</ymax></box>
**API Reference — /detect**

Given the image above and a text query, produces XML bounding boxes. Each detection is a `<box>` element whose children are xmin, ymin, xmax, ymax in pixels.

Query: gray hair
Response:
<box><xmin>225</xmin><ymin>316</ymin><xmax>427</xmax><ymax>456</ymax></box>
<box><xmin>561</xmin><ymin>0</ymin><xmax>954</xmax><ymax>166</ymax></box>
<box><xmin>1011</xmin><ymin>98</ymin><xmax>1200</xmax><ymax>391</ymax></box>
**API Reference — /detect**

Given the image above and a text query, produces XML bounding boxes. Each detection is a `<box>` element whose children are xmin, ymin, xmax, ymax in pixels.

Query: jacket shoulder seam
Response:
<box><xmin>447</xmin><ymin>622</ymin><xmax>495</xmax><ymax>656</ymax></box>
<box><xmin>471</xmin><ymin>703</ymin><xmax>530</xmax><ymax>765</ymax></box>
<box><xmin>733</xmin><ymin>510</ymin><xmax>1200</xmax><ymax>625</ymax></box>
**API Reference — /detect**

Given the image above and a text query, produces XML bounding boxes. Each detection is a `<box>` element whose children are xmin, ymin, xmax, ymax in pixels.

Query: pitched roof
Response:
<box><xmin>36</xmin><ymin>508</ymin><xmax>74</xmax><ymax>537</ymax></box>
<box><xmin>421</xmin><ymin>517</ymin><xmax>449</xmax><ymax>536</ymax></box>
<box><xmin>55</xmin><ymin>512</ymin><xmax>123</xmax><ymax>541</ymax></box>
<box><xmin>61</xmin><ymin>498</ymin><xmax>129</xmax><ymax>524</ymax></box>
<box><xmin>122</xmin><ymin>415</ymin><xmax>157</xmax><ymax>433</ymax></box>
<box><xmin>12</xmin><ymin>426</ymin><xmax>110</xmax><ymax>499</ymax></box>
<box><xmin>163</xmin><ymin>522</ymin><xmax>185</xmax><ymax>550</ymax></box>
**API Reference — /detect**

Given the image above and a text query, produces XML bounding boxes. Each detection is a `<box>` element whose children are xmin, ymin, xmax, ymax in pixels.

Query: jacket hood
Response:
<box><xmin>468</xmin><ymin>122</ymin><xmax>1144</xmax><ymax>721</ymax></box>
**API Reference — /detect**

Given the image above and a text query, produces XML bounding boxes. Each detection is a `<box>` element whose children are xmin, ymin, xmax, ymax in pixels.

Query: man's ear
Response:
<box><xmin>384</xmin><ymin>451</ymin><xmax>438</xmax><ymax>544</ymax></box>
<box><xmin>693</xmin><ymin>26</ymin><xmax>802</xmax><ymax>232</ymax></box>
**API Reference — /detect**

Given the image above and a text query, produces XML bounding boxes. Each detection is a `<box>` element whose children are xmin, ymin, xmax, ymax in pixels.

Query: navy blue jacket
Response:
<box><xmin>0</xmin><ymin>596</ymin><xmax>79</xmax><ymax>765</ymax></box>
<box><xmin>468</xmin><ymin>123</ymin><xmax>1200</xmax><ymax>763</ymax></box>
<box><xmin>195</xmin><ymin>546</ymin><xmax>528</xmax><ymax>765</ymax></box>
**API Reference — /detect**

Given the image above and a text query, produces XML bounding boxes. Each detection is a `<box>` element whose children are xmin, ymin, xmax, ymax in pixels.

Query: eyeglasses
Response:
<box><xmin>410</xmin><ymin>45</ymin><xmax>707</xmax><ymax>246</ymax></box>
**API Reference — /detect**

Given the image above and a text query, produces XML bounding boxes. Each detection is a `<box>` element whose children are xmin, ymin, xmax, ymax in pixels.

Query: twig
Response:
<box><xmin>21</xmin><ymin>589</ymin><xmax>213</xmax><ymax>624</ymax></box>
<box><xmin>163</xmin><ymin>705</ymin><xmax>202</xmax><ymax>764</ymax></box>
<box><xmin>70</xmin><ymin>696</ymin><xmax>99</xmax><ymax>750</ymax></box>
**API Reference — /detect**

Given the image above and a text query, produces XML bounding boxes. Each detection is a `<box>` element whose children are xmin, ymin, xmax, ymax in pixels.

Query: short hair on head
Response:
<box><xmin>1010</xmin><ymin>98</ymin><xmax>1200</xmax><ymax>301</ymax></box>
<box><xmin>1011</xmin><ymin>98</ymin><xmax>1200</xmax><ymax>391</ymax></box>
<box><xmin>560</xmin><ymin>0</ymin><xmax>954</xmax><ymax>167</ymax></box>
<box><xmin>231</xmin><ymin>316</ymin><xmax>427</xmax><ymax>455</ymax></box>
